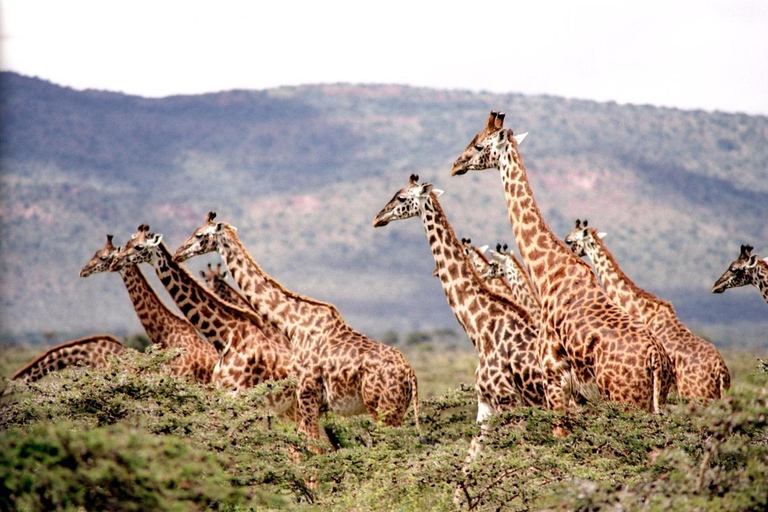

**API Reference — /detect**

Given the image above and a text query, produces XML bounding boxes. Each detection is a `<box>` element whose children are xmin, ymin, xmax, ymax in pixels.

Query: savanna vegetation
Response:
<box><xmin>2</xmin><ymin>342</ymin><xmax>766</xmax><ymax>511</ymax></box>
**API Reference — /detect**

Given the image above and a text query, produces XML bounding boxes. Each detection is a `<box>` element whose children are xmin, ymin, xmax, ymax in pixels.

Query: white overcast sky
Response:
<box><xmin>1</xmin><ymin>0</ymin><xmax>767</xmax><ymax>115</ymax></box>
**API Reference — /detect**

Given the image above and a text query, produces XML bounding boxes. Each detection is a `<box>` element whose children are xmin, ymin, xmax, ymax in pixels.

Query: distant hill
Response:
<box><xmin>2</xmin><ymin>72</ymin><xmax>767</xmax><ymax>347</ymax></box>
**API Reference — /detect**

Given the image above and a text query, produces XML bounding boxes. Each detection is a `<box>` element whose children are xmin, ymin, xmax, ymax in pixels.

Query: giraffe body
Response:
<box><xmin>80</xmin><ymin>235</ymin><xmax>218</xmax><ymax>383</ymax></box>
<box><xmin>110</xmin><ymin>226</ymin><xmax>294</xmax><ymax>413</ymax></box>
<box><xmin>373</xmin><ymin>176</ymin><xmax>546</xmax><ymax>413</ymax></box>
<box><xmin>451</xmin><ymin>112</ymin><xmax>673</xmax><ymax>413</ymax></box>
<box><xmin>173</xmin><ymin>213</ymin><xmax>419</xmax><ymax>443</ymax></box>
<box><xmin>713</xmin><ymin>244</ymin><xmax>768</xmax><ymax>305</ymax></box>
<box><xmin>12</xmin><ymin>335</ymin><xmax>126</xmax><ymax>383</ymax></box>
<box><xmin>565</xmin><ymin>220</ymin><xmax>730</xmax><ymax>399</ymax></box>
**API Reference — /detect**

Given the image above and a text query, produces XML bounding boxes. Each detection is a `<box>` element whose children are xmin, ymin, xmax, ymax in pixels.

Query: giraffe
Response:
<box><xmin>482</xmin><ymin>243</ymin><xmax>542</xmax><ymax>320</ymax></box>
<box><xmin>713</xmin><ymin>244</ymin><xmax>768</xmax><ymax>305</ymax></box>
<box><xmin>79</xmin><ymin>234</ymin><xmax>218</xmax><ymax>383</ymax></box>
<box><xmin>109</xmin><ymin>225</ymin><xmax>294</xmax><ymax>414</ymax></box>
<box><xmin>373</xmin><ymin>175</ymin><xmax>546</xmax><ymax>417</ymax></box>
<box><xmin>12</xmin><ymin>335</ymin><xmax>125</xmax><ymax>383</ymax></box>
<box><xmin>172</xmin><ymin>212</ymin><xmax>419</xmax><ymax>445</ymax></box>
<box><xmin>451</xmin><ymin>111</ymin><xmax>673</xmax><ymax>413</ymax></box>
<box><xmin>459</xmin><ymin>238</ymin><xmax>518</xmax><ymax>301</ymax></box>
<box><xmin>200</xmin><ymin>262</ymin><xmax>253</xmax><ymax>311</ymax></box>
<box><xmin>565</xmin><ymin>219</ymin><xmax>730</xmax><ymax>399</ymax></box>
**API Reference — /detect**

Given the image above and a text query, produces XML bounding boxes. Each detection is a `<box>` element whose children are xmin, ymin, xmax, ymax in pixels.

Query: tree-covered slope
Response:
<box><xmin>1</xmin><ymin>72</ymin><xmax>767</xmax><ymax>346</ymax></box>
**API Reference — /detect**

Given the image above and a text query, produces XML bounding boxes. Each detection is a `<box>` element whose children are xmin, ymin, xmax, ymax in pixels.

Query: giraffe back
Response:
<box><xmin>12</xmin><ymin>335</ymin><xmax>126</xmax><ymax>383</ymax></box>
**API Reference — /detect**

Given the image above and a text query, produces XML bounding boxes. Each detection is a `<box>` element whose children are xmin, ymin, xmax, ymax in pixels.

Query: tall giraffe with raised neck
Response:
<box><xmin>713</xmin><ymin>244</ymin><xmax>768</xmax><ymax>305</ymax></box>
<box><xmin>482</xmin><ymin>243</ymin><xmax>542</xmax><ymax>320</ymax></box>
<box><xmin>110</xmin><ymin>225</ymin><xmax>293</xmax><ymax>413</ymax></box>
<box><xmin>80</xmin><ymin>234</ymin><xmax>217</xmax><ymax>383</ymax></box>
<box><xmin>565</xmin><ymin>219</ymin><xmax>730</xmax><ymax>399</ymax></box>
<box><xmin>452</xmin><ymin>111</ymin><xmax>673</xmax><ymax>413</ymax></box>
<box><xmin>374</xmin><ymin>175</ymin><xmax>546</xmax><ymax>418</ymax></box>
<box><xmin>12</xmin><ymin>335</ymin><xmax>126</xmax><ymax>383</ymax></box>
<box><xmin>173</xmin><ymin>212</ymin><xmax>419</xmax><ymax>444</ymax></box>
<box><xmin>200</xmin><ymin>262</ymin><xmax>255</xmax><ymax>311</ymax></box>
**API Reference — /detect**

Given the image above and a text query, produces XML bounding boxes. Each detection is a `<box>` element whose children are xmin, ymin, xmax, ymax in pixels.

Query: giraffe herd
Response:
<box><xmin>13</xmin><ymin>109</ymin><xmax>755</xmax><ymax>452</ymax></box>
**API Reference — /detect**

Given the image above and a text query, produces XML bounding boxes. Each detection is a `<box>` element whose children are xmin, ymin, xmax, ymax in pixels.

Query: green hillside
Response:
<box><xmin>1</xmin><ymin>72</ymin><xmax>767</xmax><ymax>346</ymax></box>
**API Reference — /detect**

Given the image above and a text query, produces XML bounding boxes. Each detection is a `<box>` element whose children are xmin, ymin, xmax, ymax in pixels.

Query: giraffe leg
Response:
<box><xmin>295</xmin><ymin>374</ymin><xmax>324</xmax><ymax>453</ymax></box>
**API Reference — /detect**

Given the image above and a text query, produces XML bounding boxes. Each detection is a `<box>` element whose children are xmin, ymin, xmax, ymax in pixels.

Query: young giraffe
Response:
<box><xmin>374</xmin><ymin>175</ymin><xmax>546</xmax><ymax>417</ymax></box>
<box><xmin>80</xmin><ymin>234</ymin><xmax>217</xmax><ymax>383</ymax></box>
<box><xmin>713</xmin><ymin>244</ymin><xmax>768</xmax><ymax>305</ymax></box>
<box><xmin>565</xmin><ymin>219</ymin><xmax>730</xmax><ymax>399</ymax></box>
<box><xmin>452</xmin><ymin>111</ymin><xmax>673</xmax><ymax>413</ymax></box>
<box><xmin>109</xmin><ymin>225</ymin><xmax>294</xmax><ymax>413</ymax></box>
<box><xmin>200</xmin><ymin>262</ymin><xmax>254</xmax><ymax>311</ymax></box>
<box><xmin>12</xmin><ymin>335</ymin><xmax>126</xmax><ymax>383</ymax></box>
<box><xmin>482</xmin><ymin>243</ymin><xmax>542</xmax><ymax>320</ymax></box>
<box><xmin>172</xmin><ymin>212</ymin><xmax>419</xmax><ymax>444</ymax></box>
<box><xmin>460</xmin><ymin>238</ymin><xmax>518</xmax><ymax>302</ymax></box>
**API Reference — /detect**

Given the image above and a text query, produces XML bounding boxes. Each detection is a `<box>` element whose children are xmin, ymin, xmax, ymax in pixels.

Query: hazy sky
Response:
<box><xmin>2</xmin><ymin>0</ymin><xmax>767</xmax><ymax>115</ymax></box>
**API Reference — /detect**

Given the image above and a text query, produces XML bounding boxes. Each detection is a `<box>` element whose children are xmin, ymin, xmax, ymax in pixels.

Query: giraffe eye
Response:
<box><xmin>135</xmin><ymin>244</ymin><xmax>145</xmax><ymax>251</ymax></box>
<box><xmin>474</xmin><ymin>144</ymin><xmax>484</xmax><ymax>151</ymax></box>
<box><xmin>397</xmin><ymin>196</ymin><xmax>407</xmax><ymax>203</ymax></box>
<box><xmin>99</xmin><ymin>256</ymin><xmax>108</xmax><ymax>261</ymax></box>
<box><xmin>195</xmin><ymin>233</ymin><xmax>203</xmax><ymax>239</ymax></box>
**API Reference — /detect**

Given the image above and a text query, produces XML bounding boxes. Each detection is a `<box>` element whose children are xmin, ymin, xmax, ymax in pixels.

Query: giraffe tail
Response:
<box><xmin>647</xmin><ymin>345</ymin><xmax>666</xmax><ymax>414</ymax></box>
<box><xmin>719</xmin><ymin>363</ymin><xmax>732</xmax><ymax>397</ymax></box>
<box><xmin>410</xmin><ymin>367</ymin><xmax>420</xmax><ymax>430</ymax></box>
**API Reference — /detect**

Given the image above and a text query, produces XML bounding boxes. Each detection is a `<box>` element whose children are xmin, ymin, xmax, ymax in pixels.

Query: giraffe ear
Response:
<box><xmin>597</xmin><ymin>232</ymin><xmax>607</xmax><ymax>239</ymax></box>
<box><xmin>148</xmin><ymin>234</ymin><xmax>163</xmax><ymax>247</ymax></box>
<box><xmin>432</xmin><ymin>188</ymin><xmax>444</xmax><ymax>198</ymax></box>
<box><xmin>747</xmin><ymin>255</ymin><xmax>759</xmax><ymax>268</ymax></box>
<box><xmin>478</xmin><ymin>245</ymin><xmax>489</xmax><ymax>254</ymax></box>
<box><xmin>514</xmin><ymin>132</ymin><xmax>528</xmax><ymax>145</ymax></box>
<box><xmin>215</xmin><ymin>222</ymin><xmax>224</xmax><ymax>232</ymax></box>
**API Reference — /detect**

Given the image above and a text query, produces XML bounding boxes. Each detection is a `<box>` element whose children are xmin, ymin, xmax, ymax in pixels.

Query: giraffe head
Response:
<box><xmin>712</xmin><ymin>244</ymin><xmax>761</xmax><ymax>293</ymax></box>
<box><xmin>173</xmin><ymin>211</ymin><xmax>237</xmax><ymax>263</ymax></box>
<box><xmin>79</xmin><ymin>234</ymin><xmax>121</xmax><ymax>277</ymax></box>
<box><xmin>564</xmin><ymin>219</ymin><xmax>606</xmax><ymax>258</ymax></box>
<box><xmin>110</xmin><ymin>224</ymin><xmax>163</xmax><ymax>272</ymax></box>
<box><xmin>372</xmin><ymin>174</ymin><xmax>443</xmax><ymax>227</ymax></box>
<box><xmin>451</xmin><ymin>111</ymin><xmax>528</xmax><ymax>176</ymax></box>
<box><xmin>200</xmin><ymin>262</ymin><xmax>228</xmax><ymax>288</ymax></box>
<box><xmin>482</xmin><ymin>243</ymin><xmax>510</xmax><ymax>280</ymax></box>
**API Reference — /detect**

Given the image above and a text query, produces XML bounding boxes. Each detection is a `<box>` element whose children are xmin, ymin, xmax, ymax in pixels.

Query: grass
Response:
<box><xmin>1</xmin><ymin>344</ymin><xmax>766</xmax><ymax>511</ymax></box>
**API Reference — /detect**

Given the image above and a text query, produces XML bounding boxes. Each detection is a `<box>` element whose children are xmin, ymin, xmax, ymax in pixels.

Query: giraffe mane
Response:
<box><xmin>11</xmin><ymin>335</ymin><xmax>123</xmax><ymax>380</ymax></box>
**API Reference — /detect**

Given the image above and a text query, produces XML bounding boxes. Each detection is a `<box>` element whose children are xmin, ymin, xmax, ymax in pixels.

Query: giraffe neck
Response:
<box><xmin>216</xmin><ymin>227</ymin><xmax>340</xmax><ymax>342</ymax></box>
<box><xmin>118</xmin><ymin>265</ymin><xmax>190</xmax><ymax>349</ymax></box>
<box><xmin>211</xmin><ymin>277</ymin><xmax>252</xmax><ymax>311</ymax></box>
<box><xmin>583</xmin><ymin>231</ymin><xmax>661</xmax><ymax>320</ymax></box>
<box><xmin>752</xmin><ymin>260</ymin><xmax>768</xmax><ymax>304</ymax></box>
<box><xmin>502</xmin><ymin>255</ymin><xmax>542</xmax><ymax>318</ymax></box>
<box><xmin>149</xmin><ymin>242</ymin><xmax>243</xmax><ymax>354</ymax></box>
<box><xmin>497</xmin><ymin>140</ymin><xmax>592</xmax><ymax>297</ymax></box>
<box><xmin>420</xmin><ymin>193</ymin><xmax>532</xmax><ymax>345</ymax></box>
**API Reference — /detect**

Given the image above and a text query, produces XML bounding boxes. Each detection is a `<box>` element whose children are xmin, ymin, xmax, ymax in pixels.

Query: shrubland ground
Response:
<box><xmin>1</xmin><ymin>343</ymin><xmax>766</xmax><ymax>511</ymax></box>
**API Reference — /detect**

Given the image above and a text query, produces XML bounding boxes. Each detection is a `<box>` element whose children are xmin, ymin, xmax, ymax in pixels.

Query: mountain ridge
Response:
<box><xmin>2</xmin><ymin>71</ymin><xmax>767</xmax><ymax>347</ymax></box>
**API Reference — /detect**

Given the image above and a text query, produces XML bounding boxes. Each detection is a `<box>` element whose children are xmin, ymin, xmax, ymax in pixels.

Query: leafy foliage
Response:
<box><xmin>1</xmin><ymin>346</ymin><xmax>766</xmax><ymax>510</ymax></box>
